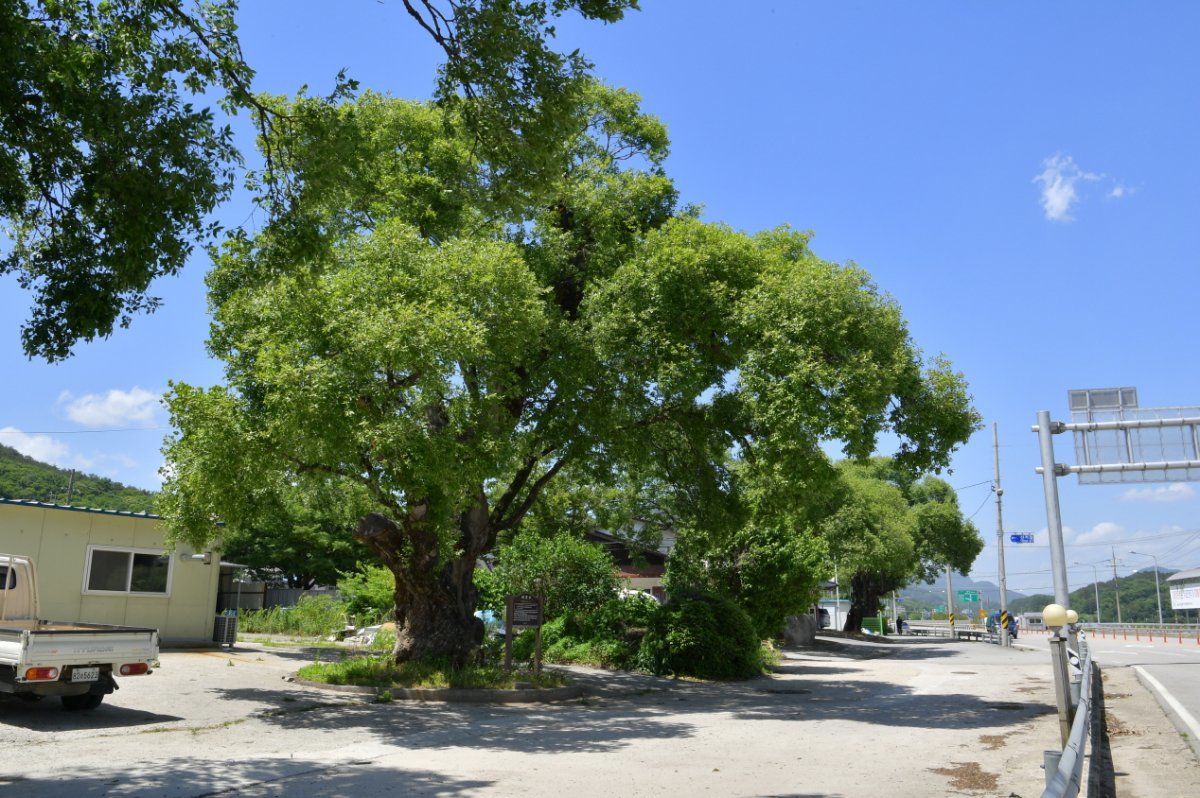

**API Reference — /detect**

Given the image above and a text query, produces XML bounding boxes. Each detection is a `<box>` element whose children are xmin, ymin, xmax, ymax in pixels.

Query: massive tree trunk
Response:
<box><xmin>355</xmin><ymin>499</ymin><xmax>492</xmax><ymax>667</ymax></box>
<box><xmin>844</xmin><ymin>571</ymin><xmax>889</xmax><ymax>633</ymax></box>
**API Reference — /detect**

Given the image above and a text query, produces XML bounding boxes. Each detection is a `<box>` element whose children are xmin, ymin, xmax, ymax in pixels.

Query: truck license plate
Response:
<box><xmin>70</xmin><ymin>667</ymin><xmax>100</xmax><ymax>682</ymax></box>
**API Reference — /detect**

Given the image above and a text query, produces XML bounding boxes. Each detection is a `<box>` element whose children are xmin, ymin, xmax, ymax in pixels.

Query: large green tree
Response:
<box><xmin>823</xmin><ymin>458</ymin><xmax>983</xmax><ymax>632</ymax></box>
<box><xmin>160</xmin><ymin>86</ymin><xmax>977</xmax><ymax>665</ymax></box>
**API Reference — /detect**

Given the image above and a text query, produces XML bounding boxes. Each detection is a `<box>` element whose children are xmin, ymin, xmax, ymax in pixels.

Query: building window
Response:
<box><xmin>84</xmin><ymin>547</ymin><xmax>172</xmax><ymax>596</ymax></box>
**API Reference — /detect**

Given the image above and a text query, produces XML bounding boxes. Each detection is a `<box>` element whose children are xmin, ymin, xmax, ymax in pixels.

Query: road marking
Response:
<box><xmin>1134</xmin><ymin>666</ymin><xmax>1200</xmax><ymax>743</ymax></box>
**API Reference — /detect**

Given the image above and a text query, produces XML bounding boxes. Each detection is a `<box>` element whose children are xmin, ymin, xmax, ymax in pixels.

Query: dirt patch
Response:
<box><xmin>928</xmin><ymin>761</ymin><xmax>999</xmax><ymax>791</ymax></box>
<box><xmin>978</xmin><ymin>734</ymin><xmax>1006</xmax><ymax>750</ymax></box>
<box><xmin>1106</xmin><ymin>711</ymin><xmax>1141</xmax><ymax>738</ymax></box>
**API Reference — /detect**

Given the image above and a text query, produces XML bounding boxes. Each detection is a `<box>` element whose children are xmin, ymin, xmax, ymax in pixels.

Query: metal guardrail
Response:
<box><xmin>1041</xmin><ymin>643</ymin><xmax>1096</xmax><ymax>798</ymax></box>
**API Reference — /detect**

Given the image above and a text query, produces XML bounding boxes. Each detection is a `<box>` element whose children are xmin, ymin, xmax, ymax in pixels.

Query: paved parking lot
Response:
<box><xmin>0</xmin><ymin>636</ymin><xmax>1193</xmax><ymax>797</ymax></box>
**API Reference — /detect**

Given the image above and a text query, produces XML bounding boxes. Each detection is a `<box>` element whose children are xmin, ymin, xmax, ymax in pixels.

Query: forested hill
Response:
<box><xmin>1007</xmin><ymin>568</ymin><xmax>1183</xmax><ymax>625</ymax></box>
<box><xmin>0</xmin><ymin>444</ymin><xmax>156</xmax><ymax>514</ymax></box>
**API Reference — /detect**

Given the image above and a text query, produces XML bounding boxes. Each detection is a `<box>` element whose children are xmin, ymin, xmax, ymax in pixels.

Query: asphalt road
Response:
<box><xmin>1</xmin><ymin>635</ymin><xmax>1196</xmax><ymax>797</ymax></box>
<box><xmin>1020</xmin><ymin>628</ymin><xmax>1200</xmax><ymax>748</ymax></box>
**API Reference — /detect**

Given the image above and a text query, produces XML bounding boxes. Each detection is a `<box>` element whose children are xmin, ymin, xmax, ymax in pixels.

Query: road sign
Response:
<box><xmin>1010</xmin><ymin>534</ymin><xmax>1034</xmax><ymax>543</ymax></box>
<box><xmin>956</xmin><ymin>589</ymin><xmax>979</xmax><ymax>603</ymax></box>
<box><xmin>935</xmin><ymin>605</ymin><xmax>945</xmax><ymax>613</ymax></box>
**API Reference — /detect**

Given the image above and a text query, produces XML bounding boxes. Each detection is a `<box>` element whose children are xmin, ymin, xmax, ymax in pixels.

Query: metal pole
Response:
<box><xmin>1153</xmin><ymin>562</ymin><xmax>1164</xmax><ymax>626</ymax></box>
<box><xmin>1131</xmin><ymin>551</ymin><xmax>1164</xmax><ymax>626</ymax></box>
<box><xmin>1111</xmin><ymin>548</ymin><xmax>1123</xmax><ymax>625</ymax></box>
<box><xmin>945</xmin><ymin>566</ymin><xmax>955</xmax><ymax>637</ymax></box>
<box><xmin>993</xmin><ymin>422</ymin><xmax>1009</xmax><ymax>647</ymax></box>
<box><xmin>1035</xmin><ymin>411</ymin><xmax>1071</xmax><ymax>609</ymax></box>
<box><xmin>1049</xmin><ymin>633</ymin><xmax>1073</xmax><ymax>746</ymax></box>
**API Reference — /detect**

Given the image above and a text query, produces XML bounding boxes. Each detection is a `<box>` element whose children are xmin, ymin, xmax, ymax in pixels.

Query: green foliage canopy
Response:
<box><xmin>1</xmin><ymin>0</ymin><xmax>253</xmax><ymax>360</ymax></box>
<box><xmin>160</xmin><ymin>85</ymin><xmax>978</xmax><ymax>663</ymax></box>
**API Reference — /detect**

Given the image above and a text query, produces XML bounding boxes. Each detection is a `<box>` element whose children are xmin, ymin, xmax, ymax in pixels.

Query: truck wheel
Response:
<box><xmin>61</xmin><ymin>693</ymin><xmax>104</xmax><ymax>711</ymax></box>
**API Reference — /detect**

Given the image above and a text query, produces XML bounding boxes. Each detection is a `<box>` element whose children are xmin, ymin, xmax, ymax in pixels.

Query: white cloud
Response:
<box><xmin>1072</xmin><ymin>521</ymin><xmax>1125</xmax><ymax>546</ymax></box>
<box><xmin>58</xmin><ymin>387</ymin><xmax>161</xmax><ymax>428</ymax></box>
<box><xmin>1033</xmin><ymin>153</ymin><xmax>1100</xmax><ymax>222</ymax></box>
<box><xmin>0</xmin><ymin>427</ymin><xmax>74</xmax><ymax>468</ymax></box>
<box><xmin>1109</xmin><ymin>185</ymin><xmax>1128</xmax><ymax>199</ymax></box>
<box><xmin>1121</xmin><ymin>483</ymin><xmax>1195</xmax><ymax>503</ymax></box>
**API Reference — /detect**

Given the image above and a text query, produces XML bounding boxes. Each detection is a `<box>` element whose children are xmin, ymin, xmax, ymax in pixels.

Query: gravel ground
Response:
<box><xmin>1</xmin><ymin>634</ymin><xmax>1194</xmax><ymax>797</ymax></box>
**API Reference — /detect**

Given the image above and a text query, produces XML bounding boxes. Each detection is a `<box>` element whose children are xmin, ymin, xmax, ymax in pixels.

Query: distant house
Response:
<box><xmin>586</xmin><ymin>529</ymin><xmax>668</xmax><ymax>600</ymax></box>
<box><xmin>0</xmin><ymin>498</ymin><xmax>220</xmax><ymax>644</ymax></box>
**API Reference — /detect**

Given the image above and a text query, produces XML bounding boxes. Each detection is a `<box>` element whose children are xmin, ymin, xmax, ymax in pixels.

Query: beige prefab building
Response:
<box><xmin>0</xmin><ymin>498</ymin><xmax>220</xmax><ymax>644</ymax></box>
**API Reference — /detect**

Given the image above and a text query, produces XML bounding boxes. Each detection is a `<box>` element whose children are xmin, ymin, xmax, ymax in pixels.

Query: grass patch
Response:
<box><xmin>297</xmin><ymin>655</ymin><xmax>568</xmax><ymax>690</ymax></box>
<box><xmin>240</xmin><ymin>635</ymin><xmax>343</xmax><ymax>649</ymax></box>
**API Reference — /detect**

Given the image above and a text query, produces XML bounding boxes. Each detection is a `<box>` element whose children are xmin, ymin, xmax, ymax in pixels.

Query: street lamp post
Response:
<box><xmin>1072</xmin><ymin>562</ymin><xmax>1101</xmax><ymax>625</ymax></box>
<box><xmin>1129</xmin><ymin>551</ymin><xmax>1164</xmax><ymax>626</ymax></box>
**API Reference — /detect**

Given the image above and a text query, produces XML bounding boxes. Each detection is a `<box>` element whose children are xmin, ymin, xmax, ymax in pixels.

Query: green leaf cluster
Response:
<box><xmin>487</xmin><ymin>529</ymin><xmax>619</xmax><ymax>619</ymax></box>
<box><xmin>1</xmin><ymin>0</ymin><xmax>254</xmax><ymax>360</ymax></box>
<box><xmin>638</xmin><ymin>592</ymin><xmax>764</xmax><ymax>680</ymax></box>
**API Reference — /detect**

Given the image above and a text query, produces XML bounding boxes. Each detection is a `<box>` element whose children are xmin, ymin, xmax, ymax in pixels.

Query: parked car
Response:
<box><xmin>985</xmin><ymin>611</ymin><xmax>1018</xmax><ymax>639</ymax></box>
<box><xmin>816</xmin><ymin>608</ymin><xmax>831</xmax><ymax>629</ymax></box>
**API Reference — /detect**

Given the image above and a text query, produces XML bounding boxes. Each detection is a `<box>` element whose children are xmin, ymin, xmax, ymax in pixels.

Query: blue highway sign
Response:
<box><xmin>1010</xmin><ymin>534</ymin><xmax>1035</xmax><ymax>543</ymax></box>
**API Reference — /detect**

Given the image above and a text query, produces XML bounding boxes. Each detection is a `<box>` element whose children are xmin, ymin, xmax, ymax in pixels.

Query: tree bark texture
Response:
<box><xmin>845</xmin><ymin>571</ymin><xmax>890</xmax><ymax>634</ymax></box>
<box><xmin>355</xmin><ymin>506</ymin><xmax>489</xmax><ymax>667</ymax></box>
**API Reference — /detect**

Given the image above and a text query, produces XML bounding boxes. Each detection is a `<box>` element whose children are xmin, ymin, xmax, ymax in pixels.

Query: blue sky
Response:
<box><xmin>2</xmin><ymin>2</ymin><xmax>1198</xmax><ymax>596</ymax></box>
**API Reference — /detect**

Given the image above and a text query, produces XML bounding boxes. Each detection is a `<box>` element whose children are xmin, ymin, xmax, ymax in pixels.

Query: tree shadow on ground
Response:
<box><xmin>210</xmin><ymin>685</ymin><xmax>697</xmax><ymax>755</ymax></box>
<box><xmin>205</xmin><ymin>659</ymin><xmax>1055</xmax><ymax>760</ymax></box>
<box><xmin>2</xmin><ymin>756</ymin><xmax>490</xmax><ymax>798</ymax></box>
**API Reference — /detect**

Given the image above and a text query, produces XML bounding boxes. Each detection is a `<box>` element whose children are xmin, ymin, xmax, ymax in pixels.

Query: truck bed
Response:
<box><xmin>0</xmin><ymin>619</ymin><xmax>159</xmax><ymax>633</ymax></box>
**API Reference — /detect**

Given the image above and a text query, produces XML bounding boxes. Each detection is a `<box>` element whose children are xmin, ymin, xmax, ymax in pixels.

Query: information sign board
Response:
<box><xmin>1010</xmin><ymin>534</ymin><xmax>1034</xmax><ymax>543</ymax></box>
<box><xmin>956</xmin><ymin>589</ymin><xmax>979</xmax><ymax>603</ymax></box>
<box><xmin>507</xmin><ymin>593</ymin><xmax>543</xmax><ymax>628</ymax></box>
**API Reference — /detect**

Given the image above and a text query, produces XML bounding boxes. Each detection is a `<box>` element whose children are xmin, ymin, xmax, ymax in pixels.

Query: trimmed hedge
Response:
<box><xmin>637</xmin><ymin>592</ymin><xmax>763</xmax><ymax>680</ymax></box>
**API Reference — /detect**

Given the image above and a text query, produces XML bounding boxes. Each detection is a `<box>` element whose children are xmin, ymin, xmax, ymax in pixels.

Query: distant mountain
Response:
<box><xmin>893</xmin><ymin>574</ymin><xmax>1029</xmax><ymax>614</ymax></box>
<box><xmin>0</xmin><ymin>444</ymin><xmax>156</xmax><ymax>513</ymax></box>
<box><xmin>1007</xmin><ymin>569</ymin><xmax>1184</xmax><ymax>624</ymax></box>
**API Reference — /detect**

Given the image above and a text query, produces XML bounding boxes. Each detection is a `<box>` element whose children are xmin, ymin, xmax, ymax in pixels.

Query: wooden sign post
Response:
<box><xmin>504</xmin><ymin>593</ymin><xmax>544</xmax><ymax>673</ymax></box>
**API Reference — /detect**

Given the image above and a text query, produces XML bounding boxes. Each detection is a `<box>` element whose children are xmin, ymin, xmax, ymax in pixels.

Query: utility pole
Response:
<box><xmin>945</xmin><ymin>565</ymin><xmax>955</xmax><ymax>634</ymax></box>
<box><xmin>993</xmin><ymin>423</ymin><xmax>1009</xmax><ymax>646</ymax></box>
<box><xmin>1111</xmin><ymin>547</ymin><xmax>1122</xmax><ymax>625</ymax></box>
<box><xmin>64</xmin><ymin>469</ymin><xmax>76</xmax><ymax>505</ymax></box>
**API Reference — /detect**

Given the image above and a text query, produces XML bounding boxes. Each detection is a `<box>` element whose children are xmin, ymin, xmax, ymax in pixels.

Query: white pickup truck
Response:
<box><xmin>1</xmin><ymin>553</ymin><xmax>159</xmax><ymax>710</ymax></box>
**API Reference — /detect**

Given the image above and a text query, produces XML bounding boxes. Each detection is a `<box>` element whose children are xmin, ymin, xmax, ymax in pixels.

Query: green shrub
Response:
<box><xmin>637</xmin><ymin>592</ymin><xmax>763</xmax><ymax>680</ymax></box>
<box><xmin>490</xmin><ymin>530</ymin><xmax>618</xmax><ymax>619</ymax></box>
<box><xmin>508</xmin><ymin>595</ymin><xmax>659</xmax><ymax>670</ymax></box>
<box><xmin>473</xmin><ymin>566</ymin><xmax>505</xmax><ymax>616</ymax></box>
<box><xmin>237</xmin><ymin>594</ymin><xmax>347</xmax><ymax>637</ymax></box>
<box><xmin>337</xmin><ymin>565</ymin><xmax>395</xmax><ymax>624</ymax></box>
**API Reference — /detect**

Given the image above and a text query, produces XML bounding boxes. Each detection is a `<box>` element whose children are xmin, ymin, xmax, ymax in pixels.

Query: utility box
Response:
<box><xmin>212</xmin><ymin>614</ymin><xmax>238</xmax><ymax>647</ymax></box>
